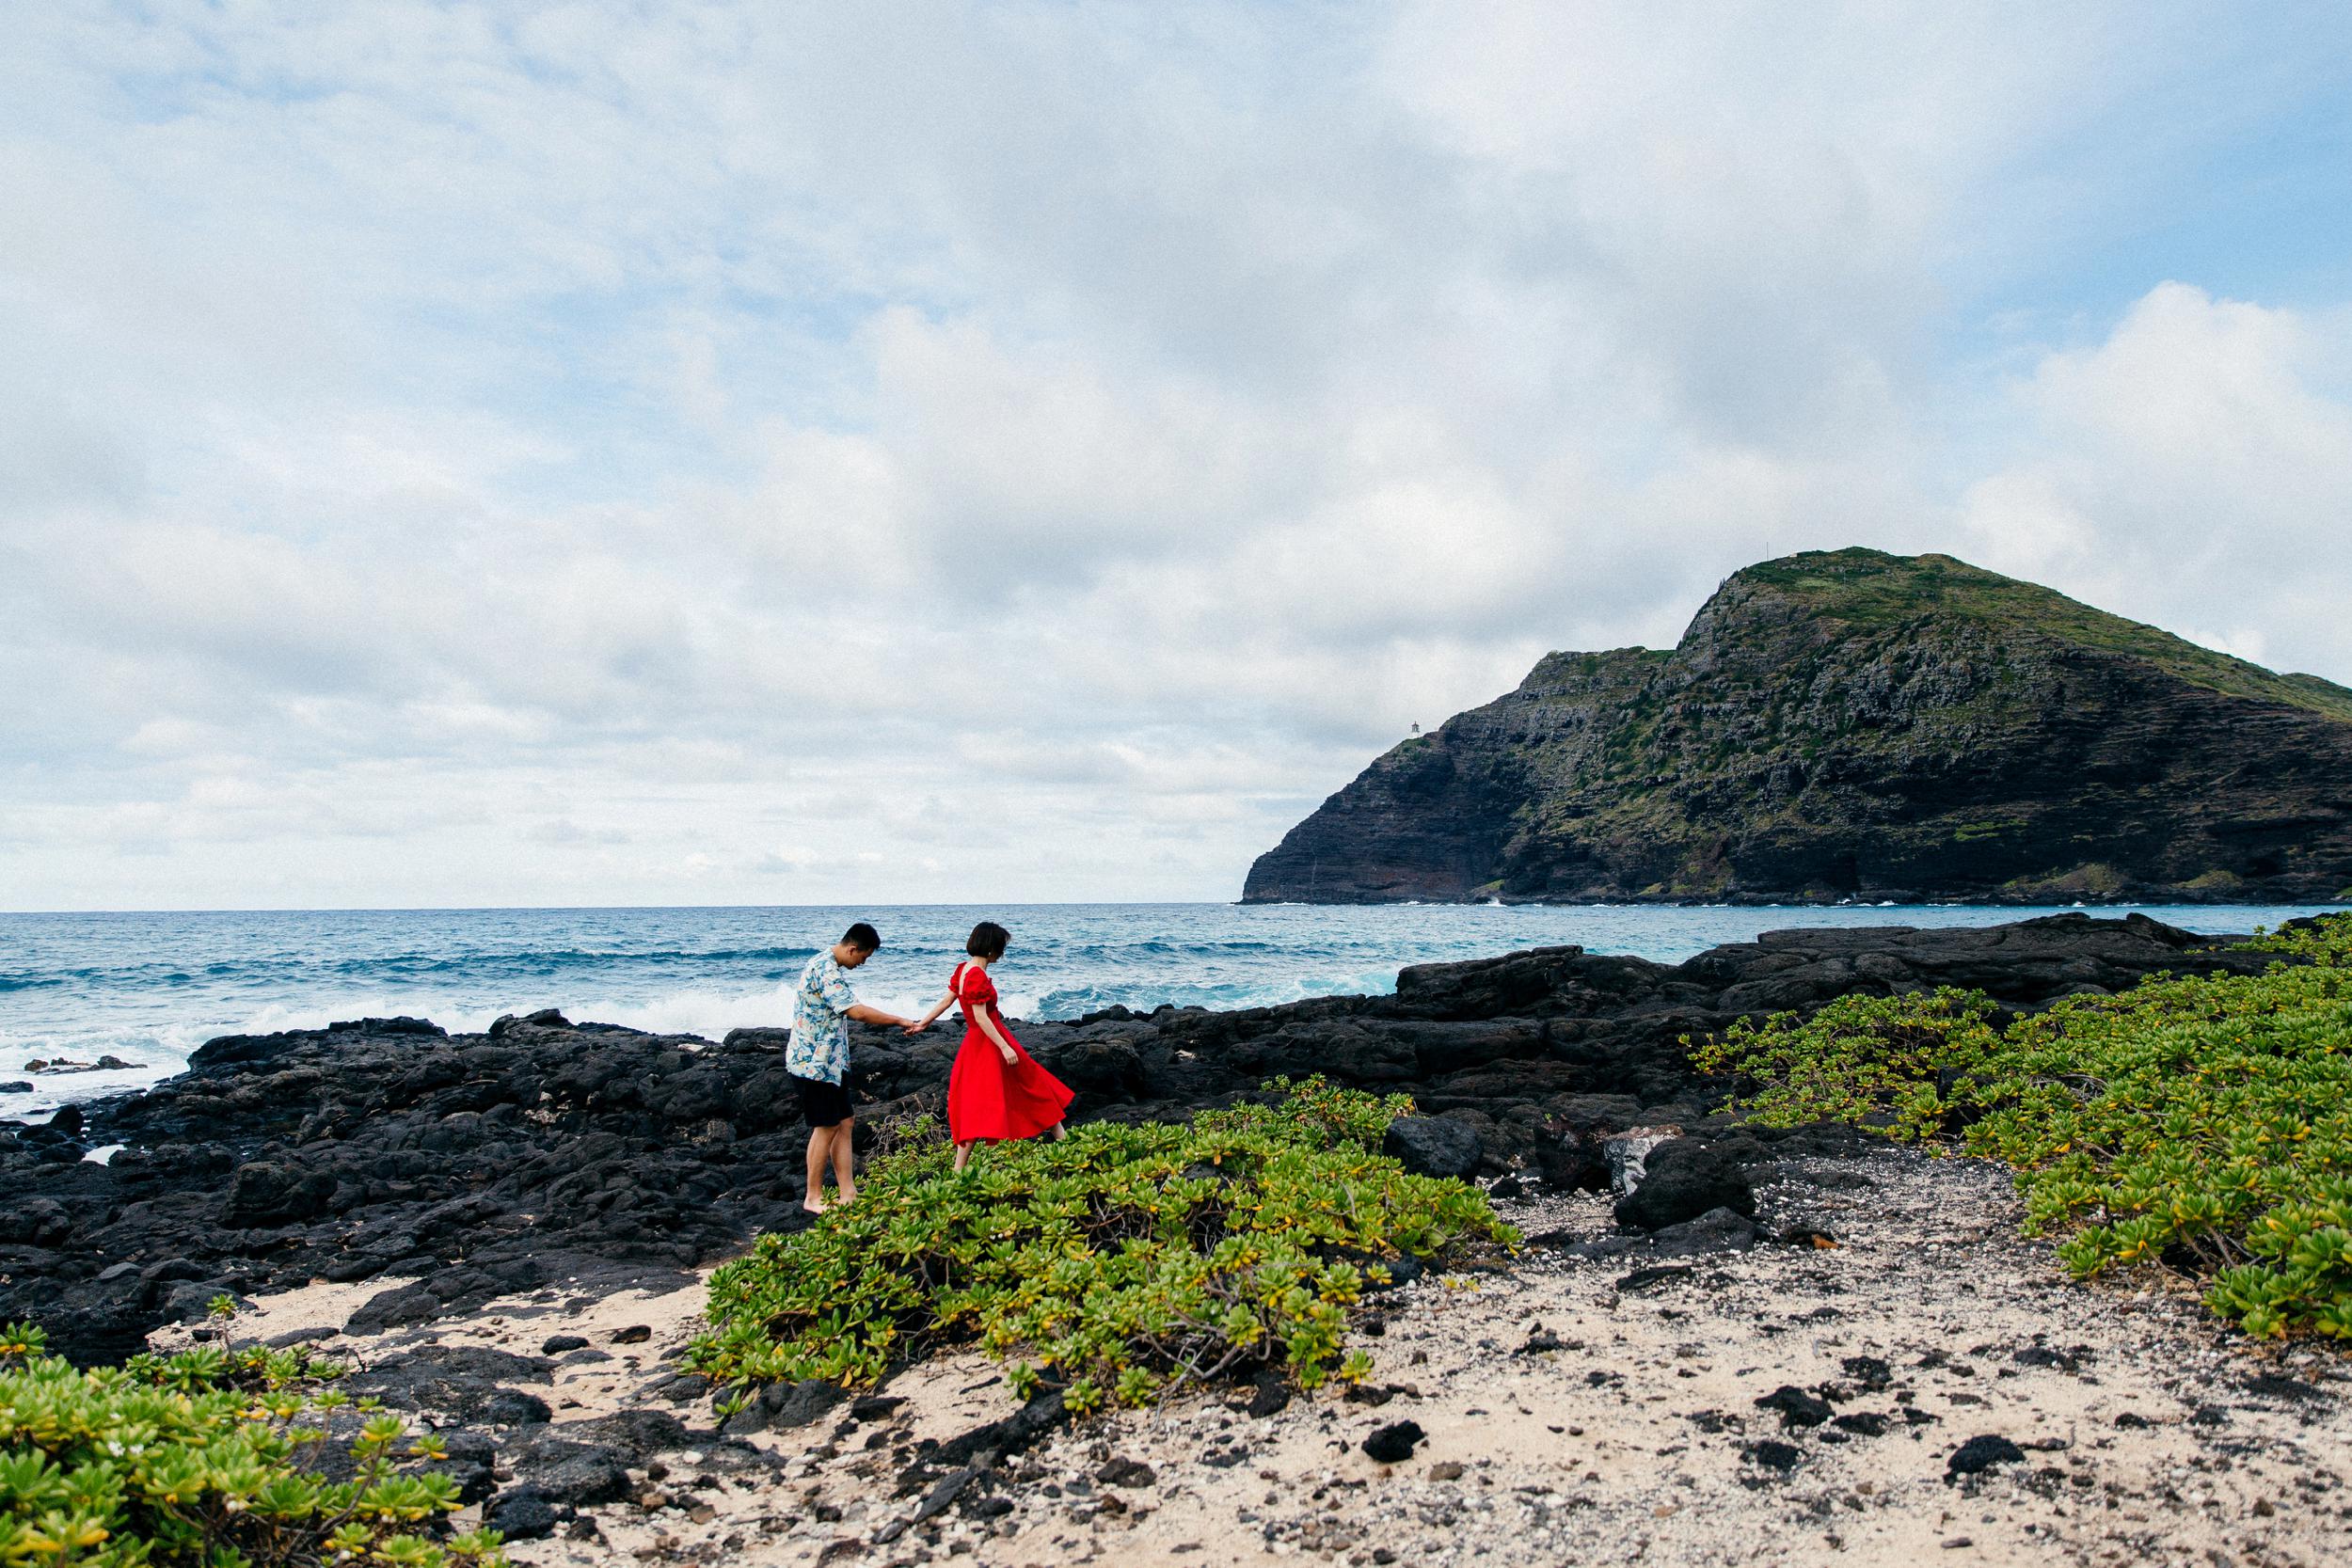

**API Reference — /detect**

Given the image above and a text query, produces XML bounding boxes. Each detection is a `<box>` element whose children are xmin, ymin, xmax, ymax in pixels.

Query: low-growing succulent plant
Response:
<box><xmin>1693</xmin><ymin>912</ymin><xmax>2352</xmax><ymax>1340</ymax></box>
<box><xmin>0</xmin><ymin>1319</ymin><xmax>508</xmax><ymax>1566</ymax></box>
<box><xmin>688</xmin><ymin>1077</ymin><xmax>1515</xmax><ymax>1407</ymax></box>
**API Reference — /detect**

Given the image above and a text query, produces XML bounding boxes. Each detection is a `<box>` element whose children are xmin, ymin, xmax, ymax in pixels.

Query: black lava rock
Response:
<box><xmin>722</xmin><ymin>1377</ymin><xmax>847</xmax><ymax>1435</ymax></box>
<box><xmin>222</xmin><ymin>1162</ymin><xmax>335</xmax><ymax>1226</ymax></box>
<box><xmin>1839</xmin><ymin>1355</ymin><xmax>1894</xmax><ymax>1391</ymax></box>
<box><xmin>1755</xmin><ymin>1386</ymin><xmax>1834</xmax><ymax>1430</ymax></box>
<box><xmin>1647</xmin><ymin>1206</ymin><xmax>1761</xmax><ymax>1255</ymax></box>
<box><xmin>421</xmin><ymin>1430</ymin><xmax>498</xmax><ymax>1505</ymax></box>
<box><xmin>1383</xmin><ymin>1117</ymin><xmax>1481</xmax><ymax>1179</ymax></box>
<box><xmin>1244</xmin><ymin>1370</ymin><xmax>1293</xmax><ymax>1418</ymax></box>
<box><xmin>1613</xmin><ymin>1139</ymin><xmax>1756</xmax><ymax>1232</ymax></box>
<box><xmin>1614</xmin><ymin>1264</ymin><xmax>1695</xmax><ymax>1292</ymax></box>
<box><xmin>1097</xmin><ymin>1457</ymin><xmax>1156</xmax><ymax>1487</ymax></box>
<box><xmin>504</xmin><ymin>1433</ymin><xmax>633</xmax><ymax>1505</ymax></box>
<box><xmin>1534</xmin><ymin>1133</ymin><xmax>1613</xmax><ymax>1193</ymax></box>
<box><xmin>541</xmin><ymin>1334</ymin><xmax>589</xmax><ymax>1355</ymax></box>
<box><xmin>564</xmin><ymin>1409</ymin><xmax>691</xmax><ymax>1461</ymax></box>
<box><xmin>1947</xmin><ymin>1434</ymin><xmax>2026</xmax><ymax>1481</ymax></box>
<box><xmin>1361</xmin><ymin>1421</ymin><xmax>1427</xmax><ymax>1465</ymax></box>
<box><xmin>346</xmin><ymin>1345</ymin><xmax>553</xmax><ymax>1425</ymax></box>
<box><xmin>0</xmin><ymin>1199</ymin><xmax>72</xmax><ymax>1246</ymax></box>
<box><xmin>485</xmin><ymin>1487</ymin><xmax>559</xmax><ymax>1541</ymax></box>
<box><xmin>483</xmin><ymin>1389</ymin><xmax>553</xmax><ymax>1426</ymax></box>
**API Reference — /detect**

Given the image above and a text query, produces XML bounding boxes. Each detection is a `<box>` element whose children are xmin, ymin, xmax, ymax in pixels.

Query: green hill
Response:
<box><xmin>1245</xmin><ymin>549</ymin><xmax>2352</xmax><ymax>905</ymax></box>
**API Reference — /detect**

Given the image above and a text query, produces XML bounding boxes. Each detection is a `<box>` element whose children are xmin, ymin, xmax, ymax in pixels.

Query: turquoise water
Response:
<box><xmin>1</xmin><ymin>901</ymin><xmax>2339</xmax><ymax>1117</ymax></box>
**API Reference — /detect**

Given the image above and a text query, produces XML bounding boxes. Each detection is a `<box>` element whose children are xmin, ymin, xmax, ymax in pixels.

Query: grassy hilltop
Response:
<box><xmin>1244</xmin><ymin>548</ymin><xmax>2352</xmax><ymax>905</ymax></box>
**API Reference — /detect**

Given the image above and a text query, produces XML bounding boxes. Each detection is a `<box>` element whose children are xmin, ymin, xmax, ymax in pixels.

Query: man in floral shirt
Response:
<box><xmin>789</xmin><ymin>922</ymin><xmax>920</xmax><ymax>1212</ymax></box>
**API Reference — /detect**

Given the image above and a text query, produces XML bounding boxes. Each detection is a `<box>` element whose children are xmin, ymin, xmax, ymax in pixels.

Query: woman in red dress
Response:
<box><xmin>911</xmin><ymin>921</ymin><xmax>1073</xmax><ymax>1171</ymax></box>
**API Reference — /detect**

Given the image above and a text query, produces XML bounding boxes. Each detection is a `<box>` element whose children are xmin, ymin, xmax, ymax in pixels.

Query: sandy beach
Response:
<box><xmin>168</xmin><ymin>1140</ymin><xmax>2352</xmax><ymax>1568</ymax></box>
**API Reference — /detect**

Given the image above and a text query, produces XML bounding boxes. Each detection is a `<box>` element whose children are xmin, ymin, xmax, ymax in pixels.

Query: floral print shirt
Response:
<box><xmin>789</xmin><ymin>952</ymin><xmax>858</xmax><ymax>1085</ymax></box>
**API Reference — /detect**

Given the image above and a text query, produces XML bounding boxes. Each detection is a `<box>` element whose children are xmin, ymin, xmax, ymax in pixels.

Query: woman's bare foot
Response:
<box><xmin>802</xmin><ymin>1196</ymin><xmax>826</xmax><ymax>1215</ymax></box>
<box><xmin>834</xmin><ymin>1183</ymin><xmax>857</xmax><ymax>1207</ymax></box>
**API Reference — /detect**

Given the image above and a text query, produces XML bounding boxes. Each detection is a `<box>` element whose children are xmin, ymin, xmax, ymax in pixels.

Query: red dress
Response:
<box><xmin>946</xmin><ymin>961</ymin><xmax>1073</xmax><ymax>1143</ymax></box>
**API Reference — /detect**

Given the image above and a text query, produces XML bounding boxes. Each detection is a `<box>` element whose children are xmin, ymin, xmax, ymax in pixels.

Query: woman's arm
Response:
<box><xmin>908</xmin><ymin>991</ymin><xmax>955</xmax><ymax>1033</ymax></box>
<box><xmin>976</xmin><ymin>1009</ymin><xmax>1017</xmax><ymax>1064</ymax></box>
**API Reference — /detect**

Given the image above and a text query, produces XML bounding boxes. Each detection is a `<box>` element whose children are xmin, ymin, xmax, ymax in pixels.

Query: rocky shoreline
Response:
<box><xmin>7</xmin><ymin>911</ymin><xmax>2337</xmax><ymax>1561</ymax></box>
<box><xmin>2</xmin><ymin>912</ymin><xmax>2282</xmax><ymax>1367</ymax></box>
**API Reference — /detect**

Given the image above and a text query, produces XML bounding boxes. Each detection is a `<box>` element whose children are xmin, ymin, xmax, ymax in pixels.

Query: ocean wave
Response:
<box><xmin>6</xmin><ymin>902</ymin><xmax>2342</xmax><ymax>1115</ymax></box>
<box><xmin>312</xmin><ymin>944</ymin><xmax>824</xmax><ymax>976</ymax></box>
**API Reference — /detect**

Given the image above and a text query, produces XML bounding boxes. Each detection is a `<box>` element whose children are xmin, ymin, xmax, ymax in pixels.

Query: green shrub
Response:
<box><xmin>0</xmin><ymin>1321</ymin><xmax>505</xmax><ymax>1568</ymax></box>
<box><xmin>1691</xmin><ymin>987</ymin><xmax>2006</xmax><ymax>1143</ymax></box>
<box><xmin>1692</xmin><ymin>913</ymin><xmax>2352</xmax><ymax>1339</ymax></box>
<box><xmin>687</xmin><ymin>1077</ymin><xmax>1515</xmax><ymax>1414</ymax></box>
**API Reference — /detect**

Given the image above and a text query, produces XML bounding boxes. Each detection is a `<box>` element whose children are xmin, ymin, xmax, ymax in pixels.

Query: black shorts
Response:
<box><xmin>792</xmin><ymin>1074</ymin><xmax>852</xmax><ymax>1128</ymax></box>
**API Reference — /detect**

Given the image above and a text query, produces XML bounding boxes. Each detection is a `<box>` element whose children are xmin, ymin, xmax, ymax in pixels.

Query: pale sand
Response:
<box><xmin>180</xmin><ymin>1149</ymin><xmax>2352</xmax><ymax>1567</ymax></box>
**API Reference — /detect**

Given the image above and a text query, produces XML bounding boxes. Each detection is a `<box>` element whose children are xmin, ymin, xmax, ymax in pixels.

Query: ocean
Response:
<box><xmin>2</xmin><ymin>900</ymin><xmax>2340</xmax><ymax>1120</ymax></box>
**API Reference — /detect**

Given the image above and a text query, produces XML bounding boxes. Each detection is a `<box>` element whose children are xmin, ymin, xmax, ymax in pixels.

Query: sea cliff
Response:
<box><xmin>1243</xmin><ymin>548</ymin><xmax>2352</xmax><ymax>905</ymax></box>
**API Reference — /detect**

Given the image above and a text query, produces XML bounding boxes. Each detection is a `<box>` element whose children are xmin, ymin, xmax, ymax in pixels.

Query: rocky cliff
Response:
<box><xmin>1244</xmin><ymin>549</ymin><xmax>2352</xmax><ymax>904</ymax></box>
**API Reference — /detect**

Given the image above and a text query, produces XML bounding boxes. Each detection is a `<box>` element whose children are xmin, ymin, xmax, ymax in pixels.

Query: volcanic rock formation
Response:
<box><xmin>1243</xmin><ymin>549</ymin><xmax>2352</xmax><ymax>904</ymax></box>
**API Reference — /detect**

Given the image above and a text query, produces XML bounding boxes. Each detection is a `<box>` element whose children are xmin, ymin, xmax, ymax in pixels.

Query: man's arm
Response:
<box><xmin>846</xmin><ymin>1002</ymin><xmax>918</xmax><ymax>1028</ymax></box>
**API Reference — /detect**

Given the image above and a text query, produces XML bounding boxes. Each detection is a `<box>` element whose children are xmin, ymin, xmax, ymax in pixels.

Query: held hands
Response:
<box><xmin>901</xmin><ymin>1018</ymin><xmax>930</xmax><ymax>1035</ymax></box>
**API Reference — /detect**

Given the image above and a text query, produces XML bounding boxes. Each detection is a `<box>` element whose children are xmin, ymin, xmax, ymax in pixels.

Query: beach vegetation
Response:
<box><xmin>1692</xmin><ymin>914</ymin><xmax>2352</xmax><ymax>1339</ymax></box>
<box><xmin>0</xmin><ymin>1320</ymin><xmax>504</xmax><ymax>1568</ymax></box>
<box><xmin>687</xmin><ymin>1077</ymin><xmax>1514</xmax><ymax>1413</ymax></box>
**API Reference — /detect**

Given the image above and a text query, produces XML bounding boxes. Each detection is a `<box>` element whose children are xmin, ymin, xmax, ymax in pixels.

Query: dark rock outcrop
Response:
<box><xmin>1947</xmin><ymin>1433</ymin><xmax>2027</xmax><ymax>1481</ymax></box>
<box><xmin>1361</xmin><ymin>1419</ymin><xmax>1427</xmax><ymax>1463</ymax></box>
<box><xmin>0</xmin><ymin>914</ymin><xmax>2280</xmax><ymax>1365</ymax></box>
<box><xmin>1613</xmin><ymin>1139</ymin><xmax>1756</xmax><ymax>1232</ymax></box>
<box><xmin>1245</xmin><ymin>548</ymin><xmax>2352</xmax><ymax>905</ymax></box>
<box><xmin>1383</xmin><ymin>1116</ymin><xmax>1482</xmax><ymax>1178</ymax></box>
<box><xmin>483</xmin><ymin>1488</ymin><xmax>560</xmax><ymax>1541</ymax></box>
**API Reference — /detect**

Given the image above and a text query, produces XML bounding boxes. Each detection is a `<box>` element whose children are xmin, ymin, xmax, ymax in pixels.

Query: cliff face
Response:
<box><xmin>1243</xmin><ymin>549</ymin><xmax>2352</xmax><ymax>905</ymax></box>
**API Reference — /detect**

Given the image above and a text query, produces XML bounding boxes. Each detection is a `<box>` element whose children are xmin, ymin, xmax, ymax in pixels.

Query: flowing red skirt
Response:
<box><xmin>946</xmin><ymin>1023</ymin><xmax>1073</xmax><ymax>1143</ymax></box>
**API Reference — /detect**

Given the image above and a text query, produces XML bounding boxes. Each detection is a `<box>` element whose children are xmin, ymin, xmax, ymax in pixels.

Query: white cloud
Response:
<box><xmin>1</xmin><ymin>3</ymin><xmax>2347</xmax><ymax>910</ymax></box>
<box><xmin>1959</xmin><ymin>283</ymin><xmax>2352</xmax><ymax>676</ymax></box>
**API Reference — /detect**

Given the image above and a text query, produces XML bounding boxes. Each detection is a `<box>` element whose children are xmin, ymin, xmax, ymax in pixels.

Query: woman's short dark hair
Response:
<box><xmin>842</xmin><ymin>922</ymin><xmax>882</xmax><ymax>953</ymax></box>
<box><xmin>965</xmin><ymin>921</ymin><xmax>1009</xmax><ymax>959</ymax></box>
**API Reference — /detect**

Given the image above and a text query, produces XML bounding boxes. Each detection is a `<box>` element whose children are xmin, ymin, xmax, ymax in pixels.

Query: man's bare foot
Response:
<box><xmin>834</xmin><ymin>1185</ymin><xmax>857</xmax><ymax>1207</ymax></box>
<box><xmin>802</xmin><ymin>1197</ymin><xmax>826</xmax><ymax>1215</ymax></box>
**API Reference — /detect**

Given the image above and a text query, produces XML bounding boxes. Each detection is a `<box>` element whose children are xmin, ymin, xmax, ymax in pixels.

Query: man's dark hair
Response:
<box><xmin>965</xmin><ymin>921</ymin><xmax>1009</xmax><ymax>959</ymax></box>
<box><xmin>842</xmin><ymin>922</ymin><xmax>882</xmax><ymax>953</ymax></box>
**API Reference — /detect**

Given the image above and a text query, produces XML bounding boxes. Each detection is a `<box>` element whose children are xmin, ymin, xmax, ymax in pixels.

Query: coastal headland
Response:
<box><xmin>1243</xmin><ymin>549</ymin><xmax>2352</xmax><ymax>906</ymax></box>
<box><xmin>9</xmin><ymin>913</ymin><xmax>2351</xmax><ymax>1563</ymax></box>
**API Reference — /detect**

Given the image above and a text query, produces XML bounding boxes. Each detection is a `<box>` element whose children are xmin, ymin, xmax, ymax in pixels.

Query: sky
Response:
<box><xmin>5</xmin><ymin>1</ymin><xmax>2352</xmax><ymax>911</ymax></box>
